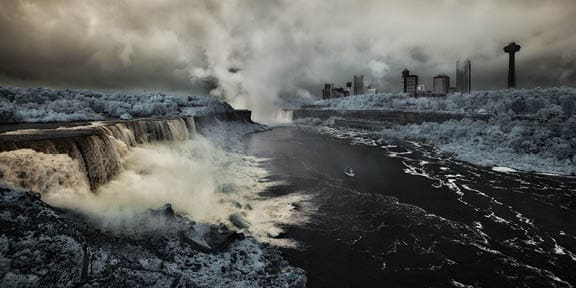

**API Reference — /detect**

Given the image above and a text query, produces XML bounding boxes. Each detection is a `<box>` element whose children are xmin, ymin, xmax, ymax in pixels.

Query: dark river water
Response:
<box><xmin>244</xmin><ymin>126</ymin><xmax>576</xmax><ymax>288</ymax></box>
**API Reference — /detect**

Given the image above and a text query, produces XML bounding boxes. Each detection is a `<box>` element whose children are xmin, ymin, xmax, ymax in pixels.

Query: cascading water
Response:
<box><xmin>0</xmin><ymin>116</ymin><xmax>308</xmax><ymax>247</ymax></box>
<box><xmin>0</xmin><ymin>149</ymin><xmax>91</xmax><ymax>196</ymax></box>
<box><xmin>0</xmin><ymin>117</ymin><xmax>198</xmax><ymax>193</ymax></box>
<box><xmin>272</xmin><ymin>109</ymin><xmax>294</xmax><ymax>124</ymax></box>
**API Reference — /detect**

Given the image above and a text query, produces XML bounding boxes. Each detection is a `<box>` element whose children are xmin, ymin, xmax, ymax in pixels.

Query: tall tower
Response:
<box><xmin>402</xmin><ymin>69</ymin><xmax>410</xmax><ymax>93</ymax></box>
<box><xmin>353</xmin><ymin>75</ymin><xmax>364</xmax><ymax>95</ymax></box>
<box><xmin>456</xmin><ymin>59</ymin><xmax>471</xmax><ymax>93</ymax></box>
<box><xmin>504</xmin><ymin>42</ymin><xmax>521</xmax><ymax>89</ymax></box>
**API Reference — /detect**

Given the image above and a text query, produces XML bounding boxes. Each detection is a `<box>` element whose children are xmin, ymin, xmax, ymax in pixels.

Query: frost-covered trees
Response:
<box><xmin>316</xmin><ymin>87</ymin><xmax>576</xmax><ymax>118</ymax></box>
<box><xmin>381</xmin><ymin>116</ymin><xmax>576</xmax><ymax>175</ymax></box>
<box><xmin>382</xmin><ymin>110</ymin><xmax>576</xmax><ymax>175</ymax></box>
<box><xmin>0</xmin><ymin>87</ymin><xmax>232</xmax><ymax>123</ymax></box>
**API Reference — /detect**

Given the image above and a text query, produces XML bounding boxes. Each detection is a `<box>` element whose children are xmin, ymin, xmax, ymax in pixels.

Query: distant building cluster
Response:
<box><xmin>403</xmin><ymin>59</ymin><xmax>471</xmax><ymax>97</ymax></box>
<box><xmin>321</xmin><ymin>42</ymin><xmax>521</xmax><ymax>99</ymax></box>
<box><xmin>323</xmin><ymin>60</ymin><xmax>472</xmax><ymax>100</ymax></box>
<box><xmin>322</xmin><ymin>74</ymin><xmax>377</xmax><ymax>99</ymax></box>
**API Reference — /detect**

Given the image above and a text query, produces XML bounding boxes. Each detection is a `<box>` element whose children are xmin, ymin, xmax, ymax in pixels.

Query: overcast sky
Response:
<box><xmin>0</xmin><ymin>0</ymin><xmax>575</xmax><ymax>116</ymax></box>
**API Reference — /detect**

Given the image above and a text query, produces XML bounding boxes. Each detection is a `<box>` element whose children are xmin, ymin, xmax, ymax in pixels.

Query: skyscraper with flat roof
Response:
<box><xmin>433</xmin><ymin>74</ymin><xmax>450</xmax><ymax>95</ymax></box>
<box><xmin>456</xmin><ymin>59</ymin><xmax>471</xmax><ymax>93</ymax></box>
<box><xmin>353</xmin><ymin>75</ymin><xmax>364</xmax><ymax>95</ymax></box>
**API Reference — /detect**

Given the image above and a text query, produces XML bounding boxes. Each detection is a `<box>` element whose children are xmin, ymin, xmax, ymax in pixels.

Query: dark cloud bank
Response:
<box><xmin>0</xmin><ymin>0</ymin><xmax>575</xmax><ymax>118</ymax></box>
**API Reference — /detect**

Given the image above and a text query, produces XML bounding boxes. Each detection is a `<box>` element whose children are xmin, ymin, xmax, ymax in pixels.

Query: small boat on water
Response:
<box><xmin>344</xmin><ymin>168</ymin><xmax>356</xmax><ymax>177</ymax></box>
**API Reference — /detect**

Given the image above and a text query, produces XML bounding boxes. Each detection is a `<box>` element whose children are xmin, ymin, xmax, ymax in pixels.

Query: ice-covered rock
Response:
<box><xmin>149</xmin><ymin>203</ymin><xmax>176</xmax><ymax>218</ymax></box>
<box><xmin>229</xmin><ymin>213</ymin><xmax>251</xmax><ymax>229</ymax></box>
<box><xmin>120</xmin><ymin>113</ymin><xmax>133</xmax><ymax>120</ymax></box>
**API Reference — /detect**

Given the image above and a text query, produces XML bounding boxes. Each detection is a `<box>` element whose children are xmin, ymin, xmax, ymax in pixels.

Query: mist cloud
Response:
<box><xmin>0</xmin><ymin>0</ymin><xmax>575</xmax><ymax>119</ymax></box>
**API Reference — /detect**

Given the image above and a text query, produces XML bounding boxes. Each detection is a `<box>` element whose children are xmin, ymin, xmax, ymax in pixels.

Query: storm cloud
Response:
<box><xmin>0</xmin><ymin>0</ymin><xmax>575</xmax><ymax>119</ymax></box>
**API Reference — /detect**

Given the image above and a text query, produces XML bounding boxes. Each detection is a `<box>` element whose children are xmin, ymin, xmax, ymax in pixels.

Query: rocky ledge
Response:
<box><xmin>0</xmin><ymin>184</ymin><xmax>306</xmax><ymax>287</ymax></box>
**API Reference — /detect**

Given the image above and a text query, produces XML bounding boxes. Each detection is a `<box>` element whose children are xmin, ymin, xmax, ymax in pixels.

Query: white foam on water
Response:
<box><xmin>492</xmin><ymin>166</ymin><xmax>517</xmax><ymax>173</ymax></box>
<box><xmin>450</xmin><ymin>279</ymin><xmax>475</xmax><ymax>288</ymax></box>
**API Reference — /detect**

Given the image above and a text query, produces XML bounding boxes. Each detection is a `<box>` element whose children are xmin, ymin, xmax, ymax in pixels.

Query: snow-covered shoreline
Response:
<box><xmin>306</xmin><ymin>117</ymin><xmax>576</xmax><ymax>176</ymax></box>
<box><xmin>311</xmin><ymin>120</ymin><xmax>575</xmax><ymax>177</ymax></box>
<box><xmin>379</xmin><ymin>119</ymin><xmax>576</xmax><ymax>176</ymax></box>
<box><xmin>301</xmin><ymin>87</ymin><xmax>576</xmax><ymax>176</ymax></box>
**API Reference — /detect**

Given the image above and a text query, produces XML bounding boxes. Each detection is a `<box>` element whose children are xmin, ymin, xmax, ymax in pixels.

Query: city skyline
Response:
<box><xmin>327</xmin><ymin>57</ymin><xmax>468</xmax><ymax>98</ymax></box>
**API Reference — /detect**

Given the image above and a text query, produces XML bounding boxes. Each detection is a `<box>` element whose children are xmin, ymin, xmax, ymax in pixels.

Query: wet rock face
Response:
<box><xmin>149</xmin><ymin>203</ymin><xmax>175</xmax><ymax>218</ymax></box>
<box><xmin>0</xmin><ymin>185</ymin><xmax>307</xmax><ymax>288</ymax></box>
<box><xmin>202</xmin><ymin>224</ymin><xmax>242</xmax><ymax>252</ymax></box>
<box><xmin>0</xmin><ymin>185</ymin><xmax>85</xmax><ymax>287</ymax></box>
<box><xmin>229</xmin><ymin>213</ymin><xmax>251</xmax><ymax>229</ymax></box>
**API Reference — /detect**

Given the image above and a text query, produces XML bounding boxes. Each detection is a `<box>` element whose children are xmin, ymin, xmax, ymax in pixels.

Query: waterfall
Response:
<box><xmin>0</xmin><ymin>113</ymin><xmax>310</xmax><ymax>247</ymax></box>
<box><xmin>0</xmin><ymin>117</ymin><xmax>198</xmax><ymax>194</ymax></box>
<box><xmin>273</xmin><ymin>110</ymin><xmax>294</xmax><ymax>124</ymax></box>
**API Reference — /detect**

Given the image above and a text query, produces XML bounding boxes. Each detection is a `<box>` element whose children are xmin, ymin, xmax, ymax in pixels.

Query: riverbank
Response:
<box><xmin>294</xmin><ymin>87</ymin><xmax>576</xmax><ymax>175</ymax></box>
<box><xmin>295</xmin><ymin>116</ymin><xmax>576</xmax><ymax>176</ymax></box>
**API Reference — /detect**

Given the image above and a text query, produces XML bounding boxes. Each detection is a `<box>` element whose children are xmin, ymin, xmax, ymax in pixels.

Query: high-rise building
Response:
<box><xmin>433</xmin><ymin>74</ymin><xmax>450</xmax><ymax>95</ymax></box>
<box><xmin>402</xmin><ymin>69</ymin><xmax>418</xmax><ymax>95</ymax></box>
<box><xmin>456</xmin><ymin>59</ymin><xmax>471</xmax><ymax>93</ymax></box>
<box><xmin>322</xmin><ymin>83</ymin><xmax>334</xmax><ymax>99</ymax></box>
<box><xmin>353</xmin><ymin>75</ymin><xmax>364</xmax><ymax>95</ymax></box>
